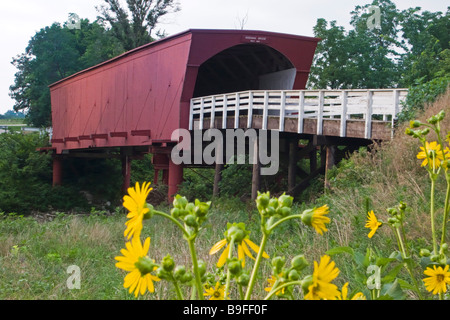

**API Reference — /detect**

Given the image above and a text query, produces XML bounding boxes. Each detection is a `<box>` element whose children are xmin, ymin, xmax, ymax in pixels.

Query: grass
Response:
<box><xmin>0</xmin><ymin>90</ymin><xmax>449</xmax><ymax>300</ymax></box>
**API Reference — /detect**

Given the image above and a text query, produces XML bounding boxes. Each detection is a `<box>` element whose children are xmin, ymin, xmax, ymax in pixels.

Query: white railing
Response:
<box><xmin>189</xmin><ymin>89</ymin><xmax>408</xmax><ymax>139</ymax></box>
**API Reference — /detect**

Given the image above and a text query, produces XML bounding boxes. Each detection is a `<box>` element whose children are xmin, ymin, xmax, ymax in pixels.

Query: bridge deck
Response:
<box><xmin>190</xmin><ymin>89</ymin><xmax>408</xmax><ymax>140</ymax></box>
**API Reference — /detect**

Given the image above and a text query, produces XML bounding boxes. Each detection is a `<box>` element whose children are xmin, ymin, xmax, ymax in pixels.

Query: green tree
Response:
<box><xmin>96</xmin><ymin>0</ymin><xmax>181</xmax><ymax>51</ymax></box>
<box><xmin>308</xmin><ymin>0</ymin><xmax>404</xmax><ymax>89</ymax></box>
<box><xmin>9</xmin><ymin>18</ymin><xmax>124</xmax><ymax>127</ymax></box>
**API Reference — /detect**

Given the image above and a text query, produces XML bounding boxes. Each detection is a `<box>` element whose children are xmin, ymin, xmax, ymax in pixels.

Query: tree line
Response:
<box><xmin>9</xmin><ymin>0</ymin><xmax>449</xmax><ymax>127</ymax></box>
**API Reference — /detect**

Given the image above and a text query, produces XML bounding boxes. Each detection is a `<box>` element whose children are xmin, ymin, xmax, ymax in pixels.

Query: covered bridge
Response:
<box><xmin>48</xmin><ymin>29</ymin><xmax>406</xmax><ymax>201</ymax></box>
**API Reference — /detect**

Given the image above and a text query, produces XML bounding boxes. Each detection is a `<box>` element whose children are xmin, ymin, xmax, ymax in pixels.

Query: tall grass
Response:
<box><xmin>0</xmin><ymin>90</ymin><xmax>448</xmax><ymax>300</ymax></box>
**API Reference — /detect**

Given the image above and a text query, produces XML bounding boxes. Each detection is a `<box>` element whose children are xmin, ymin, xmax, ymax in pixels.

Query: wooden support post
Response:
<box><xmin>52</xmin><ymin>156</ymin><xmax>63</xmax><ymax>187</ymax></box>
<box><xmin>288</xmin><ymin>138</ymin><xmax>297</xmax><ymax>191</ymax></box>
<box><xmin>309</xmin><ymin>147</ymin><xmax>317</xmax><ymax>173</ymax></box>
<box><xmin>213</xmin><ymin>163</ymin><xmax>224</xmax><ymax>197</ymax></box>
<box><xmin>121</xmin><ymin>155</ymin><xmax>131</xmax><ymax>194</ymax></box>
<box><xmin>251</xmin><ymin>137</ymin><xmax>260</xmax><ymax>200</ymax></box>
<box><xmin>168</xmin><ymin>156</ymin><xmax>183</xmax><ymax>203</ymax></box>
<box><xmin>324</xmin><ymin>145</ymin><xmax>337</xmax><ymax>189</ymax></box>
<box><xmin>154</xmin><ymin>169</ymin><xmax>159</xmax><ymax>185</ymax></box>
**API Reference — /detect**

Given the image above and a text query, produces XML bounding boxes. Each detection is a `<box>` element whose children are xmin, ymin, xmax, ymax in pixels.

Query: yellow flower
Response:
<box><xmin>264</xmin><ymin>274</ymin><xmax>285</xmax><ymax>295</ymax></box>
<box><xmin>305</xmin><ymin>255</ymin><xmax>340</xmax><ymax>300</ymax></box>
<box><xmin>123</xmin><ymin>181</ymin><xmax>153</xmax><ymax>240</ymax></box>
<box><xmin>365</xmin><ymin>210</ymin><xmax>382</xmax><ymax>238</ymax></box>
<box><xmin>115</xmin><ymin>236</ymin><xmax>160</xmax><ymax>297</ymax></box>
<box><xmin>301</xmin><ymin>205</ymin><xmax>331</xmax><ymax>235</ymax></box>
<box><xmin>204</xmin><ymin>282</ymin><xmax>225</xmax><ymax>300</ymax></box>
<box><xmin>423</xmin><ymin>265</ymin><xmax>450</xmax><ymax>295</ymax></box>
<box><xmin>336</xmin><ymin>282</ymin><xmax>366</xmax><ymax>300</ymax></box>
<box><xmin>417</xmin><ymin>141</ymin><xmax>444</xmax><ymax>169</ymax></box>
<box><xmin>209</xmin><ymin>237</ymin><xmax>269</xmax><ymax>268</ymax></box>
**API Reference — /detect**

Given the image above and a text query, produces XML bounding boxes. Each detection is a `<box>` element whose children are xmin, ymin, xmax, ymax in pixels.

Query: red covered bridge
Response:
<box><xmin>48</xmin><ymin>29</ymin><xmax>406</xmax><ymax>201</ymax></box>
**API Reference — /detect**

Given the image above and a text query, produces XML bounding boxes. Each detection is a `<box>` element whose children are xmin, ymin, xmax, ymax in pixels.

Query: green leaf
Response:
<box><xmin>325</xmin><ymin>246</ymin><xmax>354</xmax><ymax>256</ymax></box>
<box><xmin>381</xmin><ymin>263</ymin><xmax>403</xmax><ymax>284</ymax></box>
<box><xmin>379</xmin><ymin>279</ymin><xmax>406</xmax><ymax>300</ymax></box>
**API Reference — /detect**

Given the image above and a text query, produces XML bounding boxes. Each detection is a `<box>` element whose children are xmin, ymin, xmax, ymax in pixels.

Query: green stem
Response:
<box><xmin>187</xmin><ymin>238</ymin><xmax>204</xmax><ymax>300</ymax></box>
<box><xmin>263</xmin><ymin>281</ymin><xmax>302</xmax><ymax>300</ymax></box>
<box><xmin>238</xmin><ymin>284</ymin><xmax>244</xmax><ymax>300</ymax></box>
<box><xmin>430</xmin><ymin>176</ymin><xmax>438</xmax><ymax>255</ymax></box>
<box><xmin>153</xmin><ymin>210</ymin><xmax>190</xmax><ymax>238</ymax></box>
<box><xmin>395</xmin><ymin>227</ymin><xmax>424</xmax><ymax>300</ymax></box>
<box><xmin>441</xmin><ymin>176</ymin><xmax>450</xmax><ymax>245</ymax></box>
<box><xmin>224</xmin><ymin>238</ymin><xmax>234</xmax><ymax>300</ymax></box>
<box><xmin>171</xmin><ymin>276</ymin><xmax>184</xmax><ymax>300</ymax></box>
<box><xmin>266</xmin><ymin>215</ymin><xmax>302</xmax><ymax>232</ymax></box>
<box><xmin>244</xmin><ymin>233</ymin><xmax>269</xmax><ymax>300</ymax></box>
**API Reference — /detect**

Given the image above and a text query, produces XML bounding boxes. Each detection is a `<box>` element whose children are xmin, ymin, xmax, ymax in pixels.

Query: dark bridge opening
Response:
<box><xmin>193</xmin><ymin>44</ymin><xmax>295</xmax><ymax>98</ymax></box>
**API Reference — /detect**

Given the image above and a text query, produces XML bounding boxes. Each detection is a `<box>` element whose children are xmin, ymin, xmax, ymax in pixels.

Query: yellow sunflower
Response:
<box><xmin>123</xmin><ymin>181</ymin><xmax>153</xmax><ymax>240</ymax></box>
<box><xmin>115</xmin><ymin>236</ymin><xmax>160</xmax><ymax>297</ymax></box>
<box><xmin>209</xmin><ymin>237</ymin><xmax>269</xmax><ymax>268</ymax></box>
<box><xmin>204</xmin><ymin>282</ymin><xmax>225</xmax><ymax>300</ymax></box>
<box><xmin>365</xmin><ymin>210</ymin><xmax>382</xmax><ymax>238</ymax></box>
<box><xmin>417</xmin><ymin>141</ymin><xmax>444</xmax><ymax>169</ymax></box>
<box><xmin>423</xmin><ymin>265</ymin><xmax>450</xmax><ymax>295</ymax></box>
<box><xmin>301</xmin><ymin>205</ymin><xmax>331</xmax><ymax>235</ymax></box>
<box><xmin>304</xmin><ymin>255</ymin><xmax>340</xmax><ymax>300</ymax></box>
<box><xmin>264</xmin><ymin>274</ymin><xmax>285</xmax><ymax>295</ymax></box>
<box><xmin>336</xmin><ymin>282</ymin><xmax>366</xmax><ymax>300</ymax></box>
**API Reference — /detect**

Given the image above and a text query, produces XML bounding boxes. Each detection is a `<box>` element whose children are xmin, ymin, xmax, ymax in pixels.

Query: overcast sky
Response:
<box><xmin>0</xmin><ymin>0</ymin><xmax>447</xmax><ymax>115</ymax></box>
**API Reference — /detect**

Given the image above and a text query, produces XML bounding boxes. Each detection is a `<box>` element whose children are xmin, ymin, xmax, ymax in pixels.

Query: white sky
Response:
<box><xmin>0</xmin><ymin>0</ymin><xmax>447</xmax><ymax>115</ymax></box>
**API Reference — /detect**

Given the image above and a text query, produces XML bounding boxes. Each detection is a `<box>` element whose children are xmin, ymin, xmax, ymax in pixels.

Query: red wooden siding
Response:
<box><xmin>49</xmin><ymin>29</ymin><xmax>319</xmax><ymax>154</ymax></box>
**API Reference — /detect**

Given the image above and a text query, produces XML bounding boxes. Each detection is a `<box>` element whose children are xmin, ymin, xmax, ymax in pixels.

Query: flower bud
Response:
<box><xmin>291</xmin><ymin>255</ymin><xmax>308</xmax><ymax>271</ymax></box>
<box><xmin>194</xmin><ymin>200</ymin><xmax>211</xmax><ymax>217</ymax></box>
<box><xmin>405</xmin><ymin>128</ymin><xmax>415</xmax><ymax>136</ymax></box>
<box><xmin>427</xmin><ymin>116</ymin><xmax>438</xmax><ymax>125</ymax></box>
<box><xmin>256</xmin><ymin>192</ymin><xmax>270</xmax><ymax>209</ymax></box>
<box><xmin>440</xmin><ymin>243</ymin><xmax>448</xmax><ymax>254</ymax></box>
<box><xmin>174</xmin><ymin>265</ymin><xmax>186</xmax><ymax>280</ymax></box>
<box><xmin>276</xmin><ymin>206</ymin><xmax>291</xmax><ymax>217</ymax></box>
<box><xmin>410</xmin><ymin>120</ymin><xmax>421</xmax><ymax>128</ymax></box>
<box><xmin>197</xmin><ymin>260</ymin><xmax>207</xmax><ymax>277</ymax></box>
<box><xmin>227</xmin><ymin>258</ymin><xmax>242</xmax><ymax>275</ymax></box>
<box><xmin>430</xmin><ymin>254</ymin><xmax>439</xmax><ymax>262</ymax></box>
<box><xmin>173</xmin><ymin>195</ymin><xmax>188</xmax><ymax>209</ymax></box>
<box><xmin>265</xmin><ymin>206</ymin><xmax>276</xmax><ymax>217</ymax></box>
<box><xmin>278</xmin><ymin>193</ymin><xmax>293</xmax><ymax>208</ymax></box>
<box><xmin>184</xmin><ymin>214</ymin><xmax>198</xmax><ymax>227</ymax></box>
<box><xmin>185</xmin><ymin>202</ymin><xmax>195</xmax><ymax>214</ymax></box>
<box><xmin>226</xmin><ymin>223</ymin><xmax>247</xmax><ymax>243</ymax></box>
<box><xmin>420</xmin><ymin>128</ymin><xmax>430</xmax><ymax>136</ymax></box>
<box><xmin>271</xmin><ymin>256</ymin><xmax>285</xmax><ymax>274</ymax></box>
<box><xmin>143</xmin><ymin>203</ymin><xmax>154</xmax><ymax>220</ymax></box>
<box><xmin>437</xmin><ymin>110</ymin><xmax>445</xmax><ymax>121</ymax></box>
<box><xmin>301</xmin><ymin>275</ymin><xmax>313</xmax><ymax>294</ymax></box>
<box><xmin>162</xmin><ymin>254</ymin><xmax>175</xmax><ymax>272</ymax></box>
<box><xmin>300</xmin><ymin>209</ymin><xmax>313</xmax><ymax>227</ymax></box>
<box><xmin>269</xmin><ymin>198</ymin><xmax>279</xmax><ymax>209</ymax></box>
<box><xmin>419</xmin><ymin>249</ymin><xmax>431</xmax><ymax>257</ymax></box>
<box><xmin>288</xmin><ymin>269</ymin><xmax>301</xmax><ymax>281</ymax></box>
<box><xmin>237</xmin><ymin>273</ymin><xmax>250</xmax><ymax>286</ymax></box>
<box><xmin>171</xmin><ymin>207</ymin><xmax>181</xmax><ymax>219</ymax></box>
<box><xmin>135</xmin><ymin>256</ymin><xmax>155</xmax><ymax>275</ymax></box>
<box><xmin>181</xmin><ymin>272</ymin><xmax>193</xmax><ymax>283</ymax></box>
<box><xmin>156</xmin><ymin>267</ymin><xmax>170</xmax><ymax>280</ymax></box>
<box><xmin>398</xmin><ymin>202</ymin><xmax>407</xmax><ymax>211</ymax></box>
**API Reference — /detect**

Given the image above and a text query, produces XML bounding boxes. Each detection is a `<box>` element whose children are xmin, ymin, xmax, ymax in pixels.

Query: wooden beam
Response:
<box><xmin>288</xmin><ymin>138</ymin><xmax>298</xmax><ymax>191</ymax></box>
<box><xmin>324</xmin><ymin>145</ymin><xmax>337</xmax><ymax>189</ymax></box>
<box><xmin>213</xmin><ymin>163</ymin><xmax>224</xmax><ymax>197</ymax></box>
